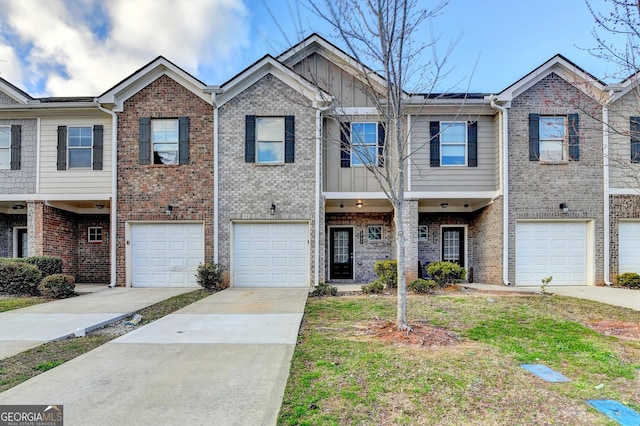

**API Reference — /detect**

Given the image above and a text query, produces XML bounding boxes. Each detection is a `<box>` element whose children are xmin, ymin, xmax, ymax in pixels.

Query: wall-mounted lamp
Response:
<box><xmin>165</xmin><ymin>205</ymin><xmax>173</xmax><ymax>216</ymax></box>
<box><xmin>12</xmin><ymin>204</ymin><xmax>26</xmax><ymax>210</ymax></box>
<box><xmin>356</xmin><ymin>201</ymin><xmax>363</xmax><ymax>208</ymax></box>
<box><xmin>95</xmin><ymin>203</ymin><xmax>105</xmax><ymax>210</ymax></box>
<box><xmin>559</xmin><ymin>203</ymin><xmax>569</xmax><ymax>214</ymax></box>
<box><xmin>270</xmin><ymin>203</ymin><xmax>276</xmax><ymax>215</ymax></box>
<box><xmin>440</xmin><ymin>202</ymin><xmax>448</xmax><ymax>208</ymax></box>
<box><xmin>339</xmin><ymin>203</ymin><xmax>344</xmax><ymax>209</ymax></box>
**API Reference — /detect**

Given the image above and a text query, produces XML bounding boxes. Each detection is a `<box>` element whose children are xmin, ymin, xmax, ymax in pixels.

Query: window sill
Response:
<box><xmin>539</xmin><ymin>160</ymin><xmax>569</xmax><ymax>165</ymax></box>
<box><xmin>255</xmin><ymin>163</ymin><xmax>285</xmax><ymax>167</ymax></box>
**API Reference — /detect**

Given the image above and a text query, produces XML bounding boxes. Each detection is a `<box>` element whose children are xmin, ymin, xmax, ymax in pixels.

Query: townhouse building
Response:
<box><xmin>1</xmin><ymin>34</ymin><xmax>638</xmax><ymax>288</ymax></box>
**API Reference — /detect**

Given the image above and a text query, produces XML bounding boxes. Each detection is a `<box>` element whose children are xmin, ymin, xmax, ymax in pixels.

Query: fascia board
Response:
<box><xmin>0</xmin><ymin>82</ymin><xmax>33</xmax><ymax>105</ymax></box>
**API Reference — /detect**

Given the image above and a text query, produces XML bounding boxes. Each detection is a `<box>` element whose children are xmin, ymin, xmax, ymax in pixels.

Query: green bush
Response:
<box><xmin>311</xmin><ymin>282</ymin><xmax>338</xmax><ymax>297</ymax></box>
<box><xmin>614</xmin><ymin>272</ymin><xmax>640</xmax><ymax>289</ymax></box>
<box><xmin>0</xmin><ymin>261</ymin><xmax>42</xmax><ymax>295</ymax></box>
<box><xmin>408</xmin><ymin>278</ymin><xmax>438</xmax><ymax>294</ymax></box>
<box><xmin>373</xmin><ymin>260</ymin><xmax>398</xmax><ymax>289</ymax></box>
<box><xmin>196</xmin><ymin>262</ymin><xmax>224</xmax><ymax>291</ymax></box>
<box><xmin>361</xmin><ymin>280</ymin><xmax>384</xmax><ymax>294</ymax></box>
<box><xmin>426</xmin><ymin>261</ymin><xmax>466</xmax><ymax>287</ymax></box>
<box><xmin>38</xmin><ymin>274</ymin><xmax>76</xmax><ymax>299</ymax></box>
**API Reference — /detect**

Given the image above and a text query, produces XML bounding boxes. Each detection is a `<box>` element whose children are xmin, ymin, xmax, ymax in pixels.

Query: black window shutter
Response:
<box><xmin>10</xmin><ymin>125</ymin><xmax>21</xmax><ymax>170</ymax></box>
<box><xmin>139</xmin><ymin>117</ymin><xmax>150</xmax><ymax>165</ymax></box>
<box><xmin>631</xmin><ymin>117</ymin><xmax>640</xmax><ymax>163</ymax></box>
<box><xmin>284</xmin><ymin>115</ymin><xmax>295</xmax><ymax>163</ymax></box>
<box><xmin>377</xmin><ymin>122</ymin><xmax>385</xmax><ymax>167</ymax></box>
<box><xmin>430</xmin><ymin>121</ymin><xmax>440</xmax><ymax>167</ymax></box>
<box><xmin>245</xmin><ymin>115</ymin><xmax>256</xmax><ymax>163</ymax></box>
<box><xmin>467</xmin><ymin>121</ymin><xmax>478</xmax><ymax>167</ymax></box>
<box><xmin>529</xmin><ymin>114</ymin><xmax>539</xmax><ymax>161</ymax></box>
<box><xmin>178</xmin><ymin>117</ymin><xmax>189</xmax><ymax>165</ymax></box>
<box><xmin>57</xmin><ymin>126</ymin><xmax>67</xmax><ymax>170</ymax></box>
<box><xmin>92</xmin><ymin>125</ymin><xmax>103</xmax><ymax>170</ymax></box>
<box><xmin>340</xmin><ymin>122</ymin><xmax>351</xmax><ymax>168</ymax></box>
<box><xmin>568</xmin><ymin>113</ymin><xmax>579</xmax><ymax>161</ymax></box>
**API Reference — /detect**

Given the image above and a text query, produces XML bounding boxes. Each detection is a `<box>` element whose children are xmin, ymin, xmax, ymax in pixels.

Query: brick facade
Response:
<box><xmin>609</xmin><ymin>194</ymin><xmax>640</xmax><ymax>276</ymax></box>
<box><xmin>471</xmin><ymin>198</ymin><xmax>503</xmax><ymax>284</ymax></box>
<box><xmin>41</xmin><ymin>205</ymin><xmax>78</xmax><ymax>276</ymax></box>
<box><xmin>77</xmin><ymin>215</ymin><xmax>110</xmax><ymax>283</ymax></box>
<box><xmin>115</xmin><ymin>74</ymin><xmax>214</xmax><ymax>286</ymax></box>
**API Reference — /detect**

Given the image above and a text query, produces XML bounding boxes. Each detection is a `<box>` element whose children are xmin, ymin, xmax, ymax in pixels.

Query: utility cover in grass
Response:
<box><xmin>520</xmin><ymin>364</ymin><xmax>570</xmax><ymax>382</ymax></box>
<box><xmin>587</xmin><ymin>400</ymin><xmax>640</xmax><ymax>425</ymax></box>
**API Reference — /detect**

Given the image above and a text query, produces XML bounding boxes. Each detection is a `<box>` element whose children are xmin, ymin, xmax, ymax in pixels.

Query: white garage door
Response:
<box><xmin>619</xmin><ymin>222</ymin><xmax>640</xmax><ymax>274</ymax></box>
<box><xmin>233</xmin><ymin>223</ymin><xmax>309</xmax><ymax>287</ymax></box>
<box><xmin>131</xmin><ymin>223</ymin><xmax>203</xmax><ymax>287</ymax></box>
<box><xmin>515</xmin><ymin>222</ymin><xmax>588</xmax><ymax>286</ymax></box>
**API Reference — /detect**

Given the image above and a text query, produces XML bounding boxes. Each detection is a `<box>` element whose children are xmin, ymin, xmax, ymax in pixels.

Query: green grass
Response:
<box><xmin>0</xmin><ymin>296</ymin><xmax>47</xmax><ymax>312</ymax></box>
<box><xmin>278</xmin><ymin>293</ymin><xmax>640</xmax><ymax>425</ymax></box>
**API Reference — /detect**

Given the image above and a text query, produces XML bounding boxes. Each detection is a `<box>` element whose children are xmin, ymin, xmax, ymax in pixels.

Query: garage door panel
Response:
<box><xmin>619</xmin><ymin>222</ymin><xmax>640</xmax><ymax>273</ymax></box>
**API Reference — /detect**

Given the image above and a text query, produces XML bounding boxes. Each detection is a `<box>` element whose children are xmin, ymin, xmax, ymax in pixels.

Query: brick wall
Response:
<box><xmin>0</xmin><ymin>119</ymin><xmax>37</xmax><ymax>194</ymax></box>
<box><xmin>609</xmin><ymin>194</ymin><xmax>640</xmax><ymax>276</ymax></box>
<box><xmin>508</xmin><ymin>73</ymin><xmax>604</xmax><ymax>284</ymax></box>
<box><xmin>471</xmin><ymin>197</ymin><xmax>503</xmax><ymax>284</ymax></box>
<box><xmin>115</xmin><ymin>74</ymin><xmax>214</xmax><ymax>286</ymax></box>
<box><xmin>77</xmin><ymin>215</ymin><xmax>110</xmax><ymax>283</ymax></box>
<box><xmin>42</xmin><ymin>205</ymin><xmax>78</xmax><ymax>276</ymax></box>
<box><xmin>0</xmin><ymin>213</ymin><xmax>27</xmax><ymax>257</ymax></box>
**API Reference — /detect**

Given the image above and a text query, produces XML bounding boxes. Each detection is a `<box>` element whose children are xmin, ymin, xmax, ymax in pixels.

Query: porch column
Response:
<box><xmin>27</xmin><ymin>201</ymin><xmax>44</xmax><ymax>256</ymax></box>
<box><xmin>402</xmin><ymin>198</ymin><xmax>419</xmax><ymax>283</ymax></box>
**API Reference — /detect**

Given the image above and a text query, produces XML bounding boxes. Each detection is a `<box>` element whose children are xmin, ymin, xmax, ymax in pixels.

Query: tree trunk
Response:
<box><xmin>394</xmin><ymin>198</ymin><xmax>408</xmax><ymax>330</ymax></box>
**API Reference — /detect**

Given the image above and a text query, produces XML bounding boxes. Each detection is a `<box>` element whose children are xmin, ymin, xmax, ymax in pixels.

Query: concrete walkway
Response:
<box><xmin>0</xmin><ymin>286</ymin><xmax>195</xmax><ymax>359</ymax></box>
<box><xmin>0</xmin><ymin>287</ymin><xmax>308</xmax><ymax>426</ymax></box>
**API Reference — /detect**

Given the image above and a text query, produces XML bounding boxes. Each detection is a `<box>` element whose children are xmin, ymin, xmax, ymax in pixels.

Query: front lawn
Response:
<box><xmin>279</xmin><ymin>292</ymin><xmax>640</xmax><ymax>425</ymax></box>
<box><xmin>0</xmin><ymin>296</ymin><xmax>47</xmax><ymax>313</ymax></box>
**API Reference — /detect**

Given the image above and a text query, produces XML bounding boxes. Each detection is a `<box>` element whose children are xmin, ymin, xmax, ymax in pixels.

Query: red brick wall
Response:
<box><xmin>42</xmin><ymin>205</ymin><xmax>77</xmax><ymax>276</ymax></box>
<box><xmin>115</xmin><ymin>74</ymin><xmax>214</xmax><ymax>286</ymax></box>
<box><xmin>77</xmin><ymin>215</ymin><xmax>111</xmax><ymax>283</ymax></box>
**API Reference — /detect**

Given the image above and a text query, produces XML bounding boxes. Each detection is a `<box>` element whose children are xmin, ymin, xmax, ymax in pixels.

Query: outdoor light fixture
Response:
<box><xmin>95</xmin><ymin>203</ymin><xmax>105</xmax><ymax>210</ymax></box>
<box><xmin>356</xmin><ymin>201</ymin><xmax>363</xmax><ymax>208</ymax></box>
<box><xmin>165</xmin><ymin>205</ymin><xmax>173</xmax><ymax>216</ymax></box>
<box><xmin>559</xmin><ymin>203</ymin><xmax>569</xmax><ymax>214</ymax></box>
<box><xmin>12</xmin><ymin>204</ymin><xmax>25</xmax><ymax>210</ymax></box>
<box><xmin>270</xmin><ymin>203</ymin><xmax>276</xmax><ymax>215</ymax></box>
<box><xmin>339</xmin><ymin>203</ymin><xmax>344</xmax><ymax>209</ymax></box>
<box><xmin>440</xmin><ymin>203</ymin><xmax>448</xmax><ymax>208</ymax></box>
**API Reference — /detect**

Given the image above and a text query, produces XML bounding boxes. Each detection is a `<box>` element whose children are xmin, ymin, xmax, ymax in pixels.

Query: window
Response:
<box><xmin>351</xmin><ymin>122</ymin><xmax>378</xmax><ymax>166</ymax></box>
<box><xmin>0</xmin><ymin>126</ymin><xmax>9</xmax><ymax>169</ymax></box>
<box><xmin>440</xmin><ymin>122</ymin><xmax>467</xmax><ymax>166</ymax></box>
<box><xmin>67</xmin><ymin>127</ymin><xmax>93</xmax><ymax>168</ymax></box>
<box><xmin>630</xmin><ymin>116</ymin><xmax>640</xmax><ymax>163</ymax></box>
<box><xmin>88</xmin><ymin>227</ymin><xmax>103</xmax><ymax>243</ymax></box>
<box><xmin>257</xmin><ymin>117</ymin><xmax>284</xmax><ymax>164</ymax></box>
<box><xmin>368</xmin><ymin>225</ymin><xmax>382</xmax><ymax>241</ymax></box>
<box><xmin>418</xmin><ymin>225</ymin><xmax>429</xmax><ymax>241</ymax></box>
<box><xmin>539</xmin><ymin>116</ymin><xmax>565</xmax><ymax>161</ymax></box>
<box><xmin>152</xmin><ymin>119</ymin><xmax>179</xmax><ymax>165</ymax></box>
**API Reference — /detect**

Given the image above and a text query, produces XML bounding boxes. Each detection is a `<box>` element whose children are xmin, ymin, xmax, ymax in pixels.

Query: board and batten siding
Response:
<box><xmin>410</xmin><ymin>115</ymin><xmax>499</xmax><ymax>192</ymax></box>
<box><xmin>39</xmin><ymin>113</ymin><xmax>112</xmax><ymax>194</ymax></box>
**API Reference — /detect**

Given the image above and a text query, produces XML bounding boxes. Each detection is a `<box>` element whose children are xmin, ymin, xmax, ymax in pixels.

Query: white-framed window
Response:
<box><xmin>257</xmin><ymin>117</ymin><xmax>284</xmax><ymax>164</ymax></box>
<box><xmin>67</xmin><ymin>126</ymin><xmax>93</xmax><ymax>168</ymax></box>
<box><xmin>440</xmin><ymin>122</ymin><xmax>467</xmax><ymax>166</ymax></box>
<box><xmin>88</xmin><ymin>227</ymin><xmax>103</xmax><ymax>242</ymax></box>
<box><xmin>152</xmin><ymin>119</ymin><xmax>179</xmax><ymax>165</ymax></box>
<box><xmin>418</xmin><ymin>225</ymin><xmax>429</xmax><ymax>241</ymax></box>
<box><xmin>0</xmin><ymin>126</ymin><xmax>10</xmax><ymax>170</ymax></box>
<box><xmin>351</xmin><ymin>122</ymin><xmax>378</xmax><ymax>166</ymax></box>
<box><xmin>368</xmin><ymin>225</ymin><xmax>382</xmax><ymax>241</ymax></box>
<box><xmin>539</xmin><ymin>116</ymin><xmax>566</xmax><ymax>162</ymax></box>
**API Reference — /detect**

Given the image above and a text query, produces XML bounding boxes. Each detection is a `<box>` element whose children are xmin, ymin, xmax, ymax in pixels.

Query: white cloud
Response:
<box><xmin>0</xmin><ymin>0</ymin><xmax>250</xmax><ymax>96</ymax></box>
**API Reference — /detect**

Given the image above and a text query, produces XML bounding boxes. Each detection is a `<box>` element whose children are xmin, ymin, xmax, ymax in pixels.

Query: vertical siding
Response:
<box><xmin>410</xmin><ymin>114</ymin><xmax>498</xmax><ymax>192</ymax></box>
<box><xmin>39</xmin><ymin>112</ymin><xmax>112</xmax><ymax>194</ymax></box>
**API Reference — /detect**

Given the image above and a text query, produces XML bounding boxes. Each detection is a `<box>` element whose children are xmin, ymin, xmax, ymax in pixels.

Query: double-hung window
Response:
<box><xmin>529</xmin><ymin>114</ymin><xmax>579</xmax><ymax>162</ymax></box>
<box><xmin>351</xmin><ymin>122</ymin><xmax>378</xmax><ymax>166</ymax></box>
<box><xmin>539</xmin><ymin>116</ymin><xmax>565</xmax><ymax>161</ymax></box>
<box><xmin>0</xmin><ymin>126</ymin><xmax>9</xmax><ymax>169</ymax></box>
<box><xmin>152</xmin><ymin>119</ymin><xmax>179</xmax><ymax>165</ymax></box>
<box><xmin>257</xmin><ymin>117</ymin><xmax>284</xmax><ymax>164</ymax></box>
<box><xmin>440</xmin><ymin>122</ymin><xmax>467</xmax><ymax>166</ymax></box>
<box><xmin>68</xmin><ymin>126</ymin><xmax>93</xmax><ymax>168</ymax></box>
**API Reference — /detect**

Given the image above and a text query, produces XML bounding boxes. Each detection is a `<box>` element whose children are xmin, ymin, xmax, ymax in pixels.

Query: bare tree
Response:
<box><xmin>307</xmin><ymin>0</ymin><xmax>449</xmax><ymax>330</ymax></box>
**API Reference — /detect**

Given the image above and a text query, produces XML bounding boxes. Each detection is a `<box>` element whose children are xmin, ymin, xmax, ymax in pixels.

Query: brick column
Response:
<box><xmin>27</xmin><ymin>201</ymin><xmax>44</xmax><ymax>256</ymax></box>
<box><xmin>402</xmin><ymin>198</ymin><xmax>419</xmax><ymax>283</ymax></box>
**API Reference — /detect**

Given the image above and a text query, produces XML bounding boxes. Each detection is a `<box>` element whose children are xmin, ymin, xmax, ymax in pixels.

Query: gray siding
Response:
<box><xmin>0</xmin><ymin>118</ymin><xmax>37</xmax><ymax>194</ymax></box>
<box><xmin>608</xmin><ymin>89</ymin><xmax>640</xmax><ymax>189</ymax></box>
<box><xmin>0</xmin><ymin>91</ymin><xmax>19</xmax><ymax>105</ymax></box>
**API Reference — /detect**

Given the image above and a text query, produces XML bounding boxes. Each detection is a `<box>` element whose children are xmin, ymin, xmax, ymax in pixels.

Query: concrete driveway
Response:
<box><xmin>0</xmin><ymin>287</ymin><xmax>308</xmax><ymax>426</ymax></box>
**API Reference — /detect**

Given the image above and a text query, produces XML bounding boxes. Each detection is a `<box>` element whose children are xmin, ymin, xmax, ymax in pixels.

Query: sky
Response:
<box><xmin>0</xmin><ymin>0</ymin><xmax>627</xmax><ymax>98</ymax></box>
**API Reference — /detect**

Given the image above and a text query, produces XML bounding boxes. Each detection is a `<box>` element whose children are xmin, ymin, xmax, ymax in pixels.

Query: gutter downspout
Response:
<box><xmin>603</xmin><ymin>100</ymin><xmax>612</xmax><ymax>285</ymax></box>
<box><xmin>212</xmin><ymin>92</ymin><xmax>220</xmax><ymax>264</ymax></box>
<box><xmin>95</xmin><ymin>101</ymin><xmax>118</xmax><ymax>287</ymax></box>
<box><xmin>314</xmin><ymin>102</ymin><xmax>332</xmax><ymax>287</ymax></box>
<box><xmin>490</xmin><ymin>96</ymin><xmax>511</xmax><ymax>286</ymax></box>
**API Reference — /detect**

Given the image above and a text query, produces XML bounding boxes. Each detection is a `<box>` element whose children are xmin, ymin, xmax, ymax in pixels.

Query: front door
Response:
<box><xmin>330</xmin><ymin>228</ymin><xmax>353</xmax><ymax>279</ymax></box>
<box><xmin>442</xmin><ymin>227</ymin><xmax>464</xmax><ymax>267</ymax></box>
<box><xmin>16</xmin><ymin>228</ymin><xmax>27</xmax><ymax>258</ymax></box>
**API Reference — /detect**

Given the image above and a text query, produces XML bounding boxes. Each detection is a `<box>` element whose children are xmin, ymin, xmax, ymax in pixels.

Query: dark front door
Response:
<box><xmin>442</xmin><ymin>227</ymin><xmax>464</xmax><ymax>266</ymax></box>
<box><xmin>330</xmin><ymin>228</ymin><xmax>353</xmax><ymax>279</ymax></box>
<box><xmin>16</xmin><ymin>228</ymin><xmax>28</xmax><ymax>258</ymax></box>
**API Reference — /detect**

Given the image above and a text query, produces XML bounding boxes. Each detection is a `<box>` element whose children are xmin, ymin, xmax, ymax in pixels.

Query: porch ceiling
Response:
<box><xmin>0</xmin><ymin>200</ymin><xmax>111</xmax><ymax>215</ymax></box>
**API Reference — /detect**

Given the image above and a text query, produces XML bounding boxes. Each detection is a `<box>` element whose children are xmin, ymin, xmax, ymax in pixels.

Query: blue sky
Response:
<box><xmin>0</xmin><ymin>0</ymin><xmax>625</xmax><ymax>97</ymax></box>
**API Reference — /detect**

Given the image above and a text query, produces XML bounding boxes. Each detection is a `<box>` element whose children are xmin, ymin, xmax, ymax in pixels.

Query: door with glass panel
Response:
<box><xmin>442</xmin><ymin>227</ymin><xmax>464</xmax><ymax>266</ymax></box>
<box><xmin>330</xmin><ymin>228</ymin><xmax>353</xmax><ymax>279</ymax></box>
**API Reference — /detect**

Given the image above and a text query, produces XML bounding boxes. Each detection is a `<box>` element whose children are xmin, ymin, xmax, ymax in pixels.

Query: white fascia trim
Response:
<box><xmin>608</xmin><ymin>188</ymin><xmax>640</xmax><ymax>195</ymax></box>
<box><xmin>323</xmin><ymin>192</ymin><xmax>389</xmax><ymax>199</ymax></box>
<box><xmin>0</xmin><ymin>83</ymin><xmax>32</xmax><ymax>104</ymax></box>
<box><xmin>0</xmin><ymin>103</ymin><xmax>99</xmax><ymax>110</ymax></box>
<box><xmin>0</xmin><ymin>193</ymin><xmax>112</xmax><ymax>201</ymax></box>
<box><xmin>404</xmin><ymin>191</ymin><xmax>498</xmax><ymax>199</ymax></box>
<box><xmin>335</xmin><ymin>107</ymin><xmax>379</xmax><ymax>116</ymax></box>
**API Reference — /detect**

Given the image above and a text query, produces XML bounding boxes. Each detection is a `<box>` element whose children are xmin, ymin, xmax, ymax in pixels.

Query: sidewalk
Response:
<box><xmin>0</xmin><ymin>286</ymin><xmax>195</xmax><ymax>359</ymax></box>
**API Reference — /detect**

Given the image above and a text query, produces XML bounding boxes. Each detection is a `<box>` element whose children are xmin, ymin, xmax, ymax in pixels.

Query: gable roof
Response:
<box><xmin>0</xmin><ymin>77</ymin><xmax>34</xmax><ymax>104</ymax></box>
<box><xmin>216</xmin><ymin>53</ymin><xmax>331</xmax><ymax>107</ymax></box>
<box><xmin>97</xmin><ymin>56</ymin><xmax>211</xmax><ymax>111</ymax></box>
<box><xmin>494</xmin><ymin>54</ymin><xmax>606</xmax><ymax>103</ymax></box>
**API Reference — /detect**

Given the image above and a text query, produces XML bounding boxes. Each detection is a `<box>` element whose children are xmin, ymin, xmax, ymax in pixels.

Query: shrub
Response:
<box><xmin>373</xmin><ymin>260</ymin><xmax>398</xmax><ymax>289</ymax></box>
<box><xmin>38</xmin><ymin>274</ymin><xmax>75</xmax><ymax>299</ymax></box>
<box><xmin>614</xmin><ymin>272</ymin><xmax>640</xmax><ymax>289</ymax></box>
<box><xmin>426</xmin><ymin>261</ymin><xmax>466</xmax><ymax>287</ymax></box>
<box><xmin>0</xmin><ymin>261</ymin><xmax>42</xmax><ymax>295</ymax></box>
<box><xmin>311</xmin><ymin>282</ymin><xmax>338</xmax><ymax>297</ymax></box>
<box><xmin>361</xmin><ymin>280</ymin><xmax>384</xmax><ymax>294</ymax></box>
<box><xmin>408</xmin><ymin>278</ymin><xmax>438</xmax><ymax>294</ymax></box>
<box><xmin>20</xmin><ymin>257</ymin><xmax>63</xmax><ymax>278</ymax></box>
<box><xmin>196</xmin><ymin>262</ymin><xmax>224</xmax><ymax>291</ymax></box>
